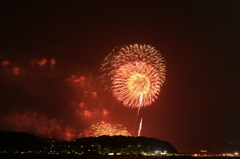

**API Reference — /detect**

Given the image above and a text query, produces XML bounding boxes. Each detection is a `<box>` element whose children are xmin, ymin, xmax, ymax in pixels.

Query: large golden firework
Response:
<box><xmin>100</xmin><ymin>44</ymin><xmax>166</xmax><ymax>108</ymax></box>
<box><xmin>90</xmin><ymin>121</ymin><xmax>131</xmax><ymax>137</ymax></box>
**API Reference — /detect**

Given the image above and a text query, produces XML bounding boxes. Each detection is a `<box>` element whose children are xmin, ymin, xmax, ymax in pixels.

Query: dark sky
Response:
<box><xmin>0</xmin><ymin>0</ymin><xmax>240</xmax><ymax>152</ymax></box>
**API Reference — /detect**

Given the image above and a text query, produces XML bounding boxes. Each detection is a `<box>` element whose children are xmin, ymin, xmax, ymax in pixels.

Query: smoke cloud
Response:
<box><xmin>0</xmin><ymin>57</ymin><xmax>131</xmax><ymax>140</ymax></box>
<box><xmin>1</xmin><ymin>60</ymin><xmax>9</xmax><ymax>66</ymax></box>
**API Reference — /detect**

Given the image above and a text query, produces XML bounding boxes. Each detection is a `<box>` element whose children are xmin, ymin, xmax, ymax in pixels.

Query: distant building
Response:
<box><xmin>125</xmin><ymin>143</ymin><xmax>150</xmax><ymax>156</ymax></box>
<box><xmin>83</xmin><ymin>143</ymin><xmax>101</xmax><ymax>155</ymax></box>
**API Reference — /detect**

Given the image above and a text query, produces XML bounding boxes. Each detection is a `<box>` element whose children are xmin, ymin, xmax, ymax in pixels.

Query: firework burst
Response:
<box><xmin>90</xmin><ymin>121</ymin><xmax>131</xmax><ymax>137</ymax></box>
<box><xmin>100</xmin><ymin>44</ymin><xmax>166</xmax><ymax>108</ymax></box>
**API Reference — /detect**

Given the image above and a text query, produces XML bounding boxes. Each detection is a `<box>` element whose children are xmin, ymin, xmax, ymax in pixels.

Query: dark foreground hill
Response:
<box><xmin>74</xmin><ymin>135</ymin><xmax>177</xmax><ymax>152</ymax></box>
<box><xmin>0</xmin><ymin>131</ymin><xmax>177</xmax><ymax>153</ymax></box>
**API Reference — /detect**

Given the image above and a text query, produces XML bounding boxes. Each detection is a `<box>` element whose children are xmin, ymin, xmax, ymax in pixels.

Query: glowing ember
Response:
<box><xmin>90</xmin><ymin>121</ymin><xmax>131</xmax><ymax>137</ymax></box>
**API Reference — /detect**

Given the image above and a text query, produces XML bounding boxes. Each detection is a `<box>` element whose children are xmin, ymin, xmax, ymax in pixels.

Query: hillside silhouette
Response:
<box><xmin>0</xmin><ymin>131</ymin><xmax>177</xmax><ymax>153</ymax></box>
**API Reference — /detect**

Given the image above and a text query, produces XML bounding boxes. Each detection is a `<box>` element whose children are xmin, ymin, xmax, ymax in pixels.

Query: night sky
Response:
<box><xmin>0</xmin><ymin>0</ymin><xmax>240</xmax><ymax>152</ymax></box>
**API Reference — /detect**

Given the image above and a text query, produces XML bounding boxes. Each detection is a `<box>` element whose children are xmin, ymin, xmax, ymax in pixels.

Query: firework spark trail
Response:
<box><xmin>100</xmin><ymin>44</ymin><xmax>166</xmax><ymax>108</ymax></box>
<box><xmin>138</xmin><ymin>118</ymin><xmax>142</xmax><ymax>136</ymax></box>
<box><xmin>137</xmin><ymin>93</ymin><xmax>143</xmax><ymax>116</ymax></box>
<box><xmin>132</xmin><ymin>106</ymin><xmax>141</xmax><ymax>136</ymax></box>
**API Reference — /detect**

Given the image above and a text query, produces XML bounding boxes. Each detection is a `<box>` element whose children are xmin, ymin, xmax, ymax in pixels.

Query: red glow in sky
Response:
<box><xmin>0</xmin><ymin>1</ymin><xmax>239</xmax><ymax>153</ymax></box>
